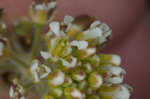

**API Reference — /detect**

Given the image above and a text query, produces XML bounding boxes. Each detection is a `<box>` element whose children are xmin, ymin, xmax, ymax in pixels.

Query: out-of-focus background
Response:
<box><xmin>0</xmin><ymin>0</ymin><xmax>150</xmax><ymax>99</ymax></box>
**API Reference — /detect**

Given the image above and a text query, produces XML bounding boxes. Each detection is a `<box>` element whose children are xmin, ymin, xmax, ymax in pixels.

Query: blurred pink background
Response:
<box><xmin>0</xmin><ymin>0</ymin><xmax>150</xmax><ymax>99</ymax></box>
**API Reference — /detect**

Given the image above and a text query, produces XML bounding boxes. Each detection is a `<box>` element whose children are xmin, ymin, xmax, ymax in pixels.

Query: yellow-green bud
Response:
<box><xmin>64</xmin><ymin>87</ymin><xmax>84</xmax><ymax>99</ymax></box>
<box><xmin>99</xmin><ymin>84</ymin><xmax>131</xmax><ymax>99</ymax></box>
<box><xmin>100</xmin><ymin>54</ymin><xmax>121</xmax><ymax>66</ymax></box>
<box><xmin>48</xmin><ymin>70</ymin><xmax>65</xmax><ymax>87</ymax></box>
<box><xmin>88</xmin><ymin>72</ymin><xmax>103</xmax><ymax>89</ymax></box>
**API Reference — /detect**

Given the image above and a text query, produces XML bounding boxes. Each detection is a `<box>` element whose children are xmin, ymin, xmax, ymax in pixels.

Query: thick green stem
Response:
<box><xmin>31</xmin><ymin>24</ymin><xmax>43</xmax><ymax>60</ymax></box>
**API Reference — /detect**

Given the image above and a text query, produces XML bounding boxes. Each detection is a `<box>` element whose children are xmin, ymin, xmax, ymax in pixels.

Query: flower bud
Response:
<box><xmin>88</xmin><ymin>72</ymin><xmax>103</xmax><ymax>89</ymax></box>
<box><xmin>60</xmin><ymin>56</ymin><xmax>77</xmax><ymax>69</ymax></box>
<box><xmin>43</xmin><ymin>94</ymin><xmax>54</xmax><ymax>99</ymax></box>
<box><xmin>62</xmin><ymin>76</ymin><xmax>73</xmax><ymax>87</ymax></box>
<box><xmin>29</xmin><ymin>0</ymin><xmax>56</xmax><ymax>24</ymax></box>
<box><xmin>89</xmin><ymin>55</ymin><xmax>100</xmax><ymax>67</ymax></box>
<box><xmin>83</xmin><ymin>63</ymin><xmax>92</xmax><ymax>73</ymax></box>
<box><xmin>48</xmin><ymin>70</ymin><xmax>65</xmax><ymax>87</ymax></box>
<box><xmin>73</xmin><ymin>47</ymin><xmax>96</xmax><ymax>59</ymax></box>
<box><xmin>72</xmin><ymin>69</ymin><xmax>86</xmax><ymax>82</ymax></box>
<box><xmin>49</xmin><ymin>87</ymin><xmax>63</xmax><ymax>98</ymax></box>
<box><xmin>99</xmin><ymin>84</ymin><xmax>131</xmax><ymax>99</ymax></box>
<box><xmin>64</xmin><ymin>87</ymin><xmax>84</xmax><ymax>99</ymax></box>
<box><xmin>78</xmin><ymin>80</ymin><xmax>87</xmax><ymax>90</ymax></box>
<box><xmin>100</xmin><ymin>65</ymin><xmax>126</xmax><ymax>84</ymax></box>
<box><xmin>100</xmin><ymin>54</ymin><xmax>121</xmax><ymax>66</ymax></box>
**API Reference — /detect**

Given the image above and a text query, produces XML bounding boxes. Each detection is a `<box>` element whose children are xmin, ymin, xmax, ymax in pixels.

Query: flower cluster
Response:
<box><xmin>0</xmin><ymin>0</ymin><xmax>132</xmax><ymax>99</ymax></box>
<box><xmin>9</xmin><ymin>79</ymin><xmax>25</xmax><ymax>99</ymax></box>
<box><xmin>28</xmin><ymin>15</ymin><xmax>132</xmax><ymax>99</ymax></box>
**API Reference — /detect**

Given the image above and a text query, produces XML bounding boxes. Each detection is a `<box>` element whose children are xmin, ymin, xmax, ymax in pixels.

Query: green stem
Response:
<box><xmin>31</xmin><ymin>24</ymin><xmax>43</xmax><ymax>60</ymax></box>
<box><xmin>9</xmin><ymin>54</ymin><xmax>28</xmax><ymax>68</ymax></box>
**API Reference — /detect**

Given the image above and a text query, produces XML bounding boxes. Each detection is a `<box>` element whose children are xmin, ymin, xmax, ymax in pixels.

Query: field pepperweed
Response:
<box><xmin>0</xmin><ymin>0</ymin><xmax>132</xmax><ymax>99</ymax></box>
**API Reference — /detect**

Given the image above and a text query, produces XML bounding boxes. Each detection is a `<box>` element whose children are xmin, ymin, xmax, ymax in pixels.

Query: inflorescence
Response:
<box><xmin>0</xmin><ymin>0</ymin><xmax>132</xmax><ymax>99</ymax></box>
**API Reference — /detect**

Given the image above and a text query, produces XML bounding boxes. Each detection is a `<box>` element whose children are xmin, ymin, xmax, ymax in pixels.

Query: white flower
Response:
<box><xmin>30</xmin><ymin>60</ymin><xmax>51</xmax><ymax>82</ymax></box>
<box><xmin>70</xmin><ymin>40</ymin><xmax>88</xmax><ymax>50</ymax></box>
<box><xmin>49</xmin><ymin>22</ymin><xmax>60</xmax><ymax>36</ymax></box>
<box><xmin>0</xmin><ymin>42</ymin><xmax>4</xmax><ymax>56</ymax></box>
<box><xmin>64</xmin><ymin>15</ymin><xmax>74</xmax><ymax>25</ymax></box>
<box><xmin>64</xmin><ymin>15</ymin><xmax>74</xmax><ymax>32</ymax></box>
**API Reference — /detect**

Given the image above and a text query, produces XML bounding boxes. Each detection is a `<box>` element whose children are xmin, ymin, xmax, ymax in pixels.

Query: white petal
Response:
<box><xmin>47</xmin><ymin>1</ymin><xmax>57</xmax><ymax>9</ymax></box>
<box><xmin>103</xmin><ymin>65</ymin><xmax>126</xmax><ymax>84</ymax></box>
<box><xmin>111</xmin><ymin>55</ymin><xmax>121</xmax><ymax>66</ymax></box>
<box><xmin>90</xmin><ymin>20</ymin><xmax>101</xmax><ymax>29</ymax></box>
<box><xmin>9</xmin><ymin>87</ymin><xmax>14</xmax><ymax>98</ymax></box>
<box><xmin>40</xmin><ymin>51</ymin><xmax>51</xmax><ymax>60</ymax></box>
<box><xmin>35</xmin><ymin>4</ymin><xmax>45</xmax><ymax>10</ymax></box>
<box><xmin>94</xmin><ymin>75</ymin><xmax>103</xmax><ymax>88</ymax></box>
<box><xmin>40</xmin><ymin>65</ymin><xmax>51</xmax><ymax>79</ymax></box>
<box><xmin>71</xmin><ymin>40</ymin><xmax>88</xmax><ymax>50</ymax></box>
<box><xmin>106</xmin><ymin>77</ymin><xmax>124</xmax><ymax>84</ymax></box>
<box><xmin>98</xmin><ymin>36</ymin><xmax>107</xmax><ymax>44</ymax></box>
<box><xmin>74</xmin><ymin>74</ymin><xmax>86</xmax><ymax>81</ymax></box>
<box><xmin>100</xmin><ymin>23</ymin><xmax>110</xmax><ymax>32</ymax></box>
<box><xmin>31</xmin><ymin>60</ymin><xmax>40</xmax><ymax>82</ymax></box>
<box><xmin>49</xmin><ymin>22</ymin><xmax>60</xmax><ymax>36</ymax></box>
<box><xmin>114</xmin><ymin>85</ymin><xmax>130</xmax><ymax>99</ymax></box>
<box><xmin>65</xmin><ymin>23</ymin><xmax>72</xmax><ymax>32</ymax></box>
<box><xmin>64</xmin><ymin>15</ymin><xmax>74</xmax><ymax>25</ymax></box>
<box><xmin>85</xmin><ymin>48</ymin><xmax>96</xmax><ymax>57</ymax></box>
<box><xmin>60</xmin><ymin>30</ymin><xmax>66</xmax><ymax>37</ymax></box>
<box><xmin>83</xmin><ymin>27</ymin><xmax>102</xmax><ymax>39</ymax></box>
<box><xmin>0</xmin><ymin>42</ymin><xmax>4</xmax><ymax>56</ymax></box>
<box><xmin>60</xmin><ymin>56</ymin><xmax>77</xmax><ymax>68</ymax></box>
